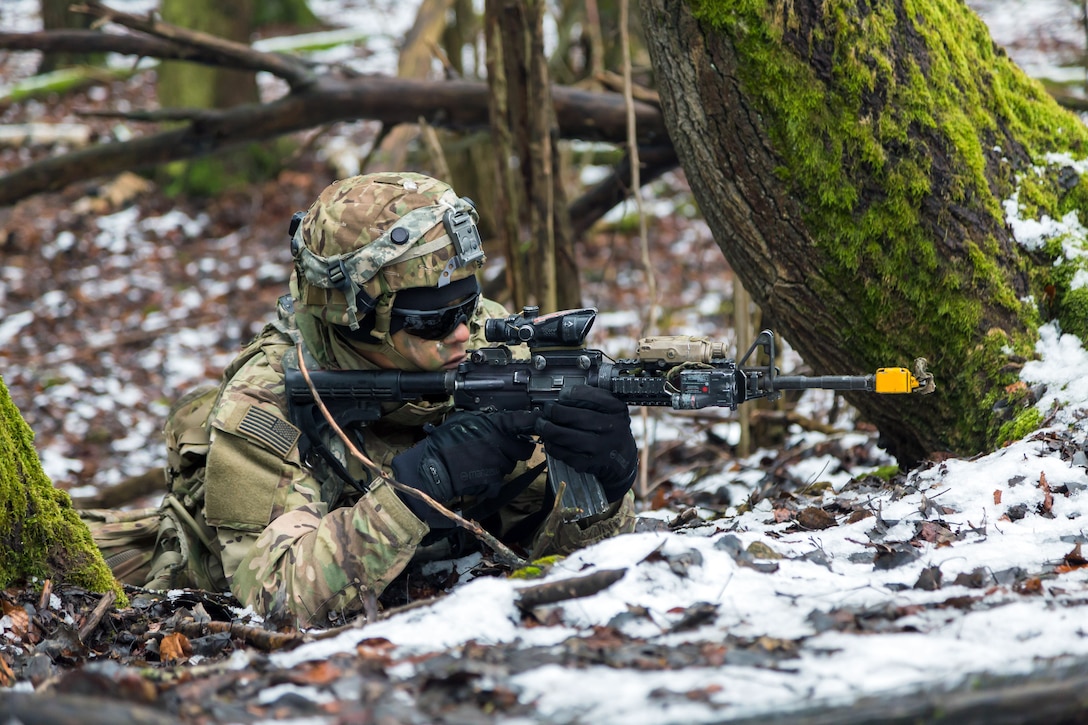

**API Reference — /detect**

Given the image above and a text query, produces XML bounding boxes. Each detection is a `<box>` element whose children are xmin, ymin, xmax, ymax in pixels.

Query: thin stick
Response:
<box><xmin>621</xmin><ymin>0</ymin><xmax>658</xmax><ymax>502</ymax></box>
<box><xmin>295</xmin><ymin>345</ymin><xmax>526</xmax><ymax>569</ymax></box>
<box><xmin>77</xmin><ymin>590</ymin><xmax>116</xmax><ymax>643</ymax></box>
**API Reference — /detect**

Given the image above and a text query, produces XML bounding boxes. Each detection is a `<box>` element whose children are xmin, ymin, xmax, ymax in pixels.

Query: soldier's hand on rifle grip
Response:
<box><xmin>535</xmin><ymin>385</ymin><xmax>638</xmax><ymax>503</ymax></box>
<box><xmin>391</xmin><ymin>410</ymin><xmax>540</xmax><ymax>526</ymax></box>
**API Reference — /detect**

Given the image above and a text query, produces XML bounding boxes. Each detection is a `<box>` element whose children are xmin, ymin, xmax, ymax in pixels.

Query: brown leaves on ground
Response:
<box><xmin>158</xmin><ymin>632</ymin><xmax>192</xmax><ymax>664</ymax></box>
<box><xmin>796</xmin><ymin>506</ymin><xmax>837</xmax><ymax>530</ymax></box>
<box><xmin>1056</xmin><ymin>543</ymin><xmax>1088</xmax><ymax>575</ymax></box>
<box><xmin>1039</xmin><ymin>471</ymin><xmax>1054</xmax><ymax>517</ymax></box>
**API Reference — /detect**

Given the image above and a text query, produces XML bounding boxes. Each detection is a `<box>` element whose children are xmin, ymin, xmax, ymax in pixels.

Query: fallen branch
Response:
<box><xmin>0</xmin><ymin>11</ymin><xmax>667</xmax><ymax>208</ymax></box>
<box><xmin>569</xmin><ymin>144</ymin><xmax>678</xmax><ymax>238</ymax></box>
<box><xmin>0</xmin><ymin>75</ymin><xmax>665</xmax><ymax>207</ymax></box>
<box><xmin>515</xmin><ymin>568</ymin><xmax>627</xmax><ymax>609</ymax></box>
<box><xmin>72</xmin><ymin>468</ymin><xmax>164</xmax><ymax>509</ymax></box>
<box><xmin>172</xmin><ymin>620</ymin><xmax>301</xmax><ymax>652</ymax></box>
<box><xmin>73</xmin><ymin>0</ymin><xmax>317</xmax><ymax>90</ymax></box>
<box><xmin>0</xmin><ymin>692</ymin><xmax>178</xmax><ymax>725</ymax></box>
<box><xmin>724</xmin><ymin>661</ymin><xmax>1088</xmax><ymax>725</ymax></box>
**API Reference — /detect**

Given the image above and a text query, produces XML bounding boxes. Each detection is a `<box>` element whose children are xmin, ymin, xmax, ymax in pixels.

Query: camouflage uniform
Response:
<box><xmin>140</xmin><ymin>173</ymin><xmax>634</xmax><ymax>627</ymax></box>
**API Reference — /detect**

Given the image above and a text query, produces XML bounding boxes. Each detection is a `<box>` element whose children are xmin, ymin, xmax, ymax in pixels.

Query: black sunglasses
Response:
<box><xmin>391</xmin><ymin>294</ymin><xmax>479</xmax><ymax>340</ymax></box>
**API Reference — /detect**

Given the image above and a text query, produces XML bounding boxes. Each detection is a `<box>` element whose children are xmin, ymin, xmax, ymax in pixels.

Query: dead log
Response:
<box><xmin>0</xmin><ymin>73</ymin><xmax>665</xmax><ymax>207</ymax></box>
<box><xmin>723</xmin><ymin>659</ymin><xmax>1088</xmax><ymax>725</ymax></box>
<box><xmin>0</xmin><ymin>2</ymin><xmax>668</xmax><ymax>208</ymax></box>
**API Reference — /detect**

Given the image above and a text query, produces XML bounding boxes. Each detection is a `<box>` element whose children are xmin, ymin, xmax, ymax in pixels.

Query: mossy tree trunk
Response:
<box><xmin>37</xmin><ymin>0</ymin><xmax>105</xmax><ymax>73</ymax></box>
<box><xmin>158</xmin><ymin>0</ymin><xmax>259</xmax><ymax>112</ymax></box>
<box><xmin>156</xmin><ymin>0</ymin><xmax>266</xmax><ymax>195</ymax></box>
<box><xmin>0</xmin><ymin>376</ymin><xmax>123</xmax><ymax>601</ymax></box>
<box><xmin>639</xmin><ymin>0</ymin><xmax>1088</xmax><ymax>466</ymax></box>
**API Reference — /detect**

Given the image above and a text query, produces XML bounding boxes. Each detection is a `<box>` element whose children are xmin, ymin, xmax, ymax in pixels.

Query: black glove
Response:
<box><xmin>534</xmin><ymin>385</ymin><xmax>637</xmax><ymax>502</ymax></box>
<box><xmin>391</xmin><ymin>410</ymin><xmax>538</xmax><ymax>525</ymax></box>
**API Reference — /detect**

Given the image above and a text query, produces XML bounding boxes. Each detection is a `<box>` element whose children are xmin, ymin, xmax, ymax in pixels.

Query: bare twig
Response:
<box><xmin>71</xmin><ymin>1</ymin><xmax>317</xmax><ymax>90</ymax></box>
<box><xmin>37</xmin><ymin>579</ymin><xmax>53</xmax><ymax>612</ymax></box>
<box><xmin>295</xmin><ymin>344</ymin><xmax>527</xmax><ymax>569</ymax></box>
<box><xmin>621</xmin><ymin>0</ymin><xmax>658</xmax><ymax>502</ymax></box>
<box><xmin>77</xmin><ymin>589</ymin><xmax>116</xmax><ymax>643</ymax></box>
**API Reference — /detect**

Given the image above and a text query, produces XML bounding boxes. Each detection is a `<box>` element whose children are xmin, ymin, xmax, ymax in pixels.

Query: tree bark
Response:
<box><xmin>158</xmin><ymin>0</ymin><xmax>258</xmax><ymax>111</ymax></box>
<box><xmin>0</xmin><ymin>376</ymin><xmax>124</xmax><ymax>602</ymax></box>
<box><xmin>38</xmin><ymin>0</ymin><xmax>104</xmax><ymax>73</ymax></box>
<box><xmin>367</xmin><ymin>0</ymin><xmax>454</xmax><ymax>173</ymax></box>
<box><xmin>486</xmin><ymin>0</ymin><xmax>581</xmax><ymax>311</ymax></box>
<box><xmin>639</xmin><ymin>0</ymin><xmax>1088</xmax><ymax>465</ymax></box>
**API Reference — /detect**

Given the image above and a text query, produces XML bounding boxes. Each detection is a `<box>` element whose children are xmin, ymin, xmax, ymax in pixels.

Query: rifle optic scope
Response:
<box><xmin>484</xmin><ymin>306</ymin><xmax>597</xmax><ymax>347</ymax></box>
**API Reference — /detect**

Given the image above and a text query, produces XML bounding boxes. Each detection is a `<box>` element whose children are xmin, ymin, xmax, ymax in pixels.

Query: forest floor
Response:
<box><xmin>3</xmin><ymin>2</ymin><xmax>1088</xmax><ymax>724</ymax></box>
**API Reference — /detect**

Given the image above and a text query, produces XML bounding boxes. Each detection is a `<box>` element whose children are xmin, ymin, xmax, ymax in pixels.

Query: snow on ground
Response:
<box><xmin>1</xmin><ymin>1</ymin><xmax>1088</xmax><ymax>721</ymax></box>
<box><xmin>264</xmin><ymin>4</ymin><xmax>1088</xmax><ymax>720</ymax></box>
<box><xmin>253</xmin><ymin>313</ymin><xmax>1087</xmax><ymax>723</ymax></box>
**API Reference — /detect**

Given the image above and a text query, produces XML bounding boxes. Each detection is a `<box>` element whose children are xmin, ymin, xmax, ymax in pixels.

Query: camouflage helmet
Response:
<box><xmin>290</xmin><ymin>172</ymin><xmax>485</xmax><ymax>332</ymax></box>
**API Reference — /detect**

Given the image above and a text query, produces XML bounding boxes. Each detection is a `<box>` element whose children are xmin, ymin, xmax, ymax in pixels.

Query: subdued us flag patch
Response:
<box><xmin>238</xmin><ymin>405</ymin><xmax>301</xmax><ymax>458</ymax></box>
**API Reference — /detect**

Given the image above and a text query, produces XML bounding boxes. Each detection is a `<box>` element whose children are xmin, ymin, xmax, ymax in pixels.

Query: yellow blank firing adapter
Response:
<box><xmin>874</xmin><ymin>367</ymin><xmax>921</xmax><ymax>393</ymax></box>
<box><xmin>873</xmin><ymin>358</ymin><xmax>935</xmax><ymax>395</ymax></box>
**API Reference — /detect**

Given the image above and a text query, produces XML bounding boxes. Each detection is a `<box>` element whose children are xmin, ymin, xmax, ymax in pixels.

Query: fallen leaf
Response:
<box><xmin>357</xmin><ymin>637</ymin><xmax>396</xmax><ymax>666</ymax></box>
<box><xmin>160</xmin><ymin>632</ymin><xmax>192</xmax><ymax>664</ymax></box>
<box><xmin>683</xmin><ymin>684</ymin><xmax>724</xmax><ymax>702</ymax></box>
<box><xmin>797</xmin><ymin>507</ymin><xmax>836</xmax><ymax>530</ymax></box>
<box><xmin>913</xmin><ymin>566</ymin><xmax>943</xmax><ymax>591</ymax></box>
<box><xmin>1</xmin><ymin>601</ymin><xmax>29</xmax><ymax>640</ymax></box>
<box><xmin>1039</xmin><ymin>471</ymin><xmax>1053</xmax><ymax>516</ymax></box>
<box><xmin>993</xmin><ymin>489</ymin><xmax>1002</xmax><ymax>505</ymax></box>
<box><xmin>754</xmin><ymin>636</ymin><xmax>798</xmax><ymax>653</ymax></box>
<box><xmin>287</xmin><ymin>661</ymin><xmax>344</xmax><ymax>687</ymax></box>
<box><xmin>916</xmin><ymin>521</ymin><xmax>959</xmax><ymax>547</ymax></box>
<box><xmin>1015</xmin><ymin>577</ymin><xmax>1044</xmax><ymax>595</ymax></box>
<box><xmin>1005</xmin><ymin>380</ymin><xmax>1027</xmax><ymax>395</ymax></box>
<box><xmin>846</xmin><ymin>509</ymin><xmax>873</xmax><ymax>524</ymax></box>
<box><xmin>746</xmin><ymin>541</ymin><xmax>783</xmax><ymax>560</ymax></box>
<box><xmin>0</xmin><ymin>654</ymin><xmax>14</xmax><ymax>687</ymax></box>
<box><xmin>1056</xmin><ymin>543</ymin><xmax>1088</xmax><ymax>574</ymax></box>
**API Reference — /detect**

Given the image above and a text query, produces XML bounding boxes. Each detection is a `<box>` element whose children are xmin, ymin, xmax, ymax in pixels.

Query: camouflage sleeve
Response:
<box><xmin>529</xmin><ymin>491</ymin><xmax>637</xmax><ymax>558</ymax></box>
<box><xmin>204</xmin><ymin>429</ymin><xmax>428</xmax><ymax>627</ymax></box>
<box><xmin>496</xmin><ymin>451</ymin><xmax>637</xmax><ymax>557</ymax></box>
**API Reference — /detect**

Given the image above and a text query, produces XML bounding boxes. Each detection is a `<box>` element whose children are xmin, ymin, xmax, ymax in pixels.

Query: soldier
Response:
<box><xmin>135</xmin><ymin>172</ymin><xmax>637</xmax><ymax>627</ymax></box>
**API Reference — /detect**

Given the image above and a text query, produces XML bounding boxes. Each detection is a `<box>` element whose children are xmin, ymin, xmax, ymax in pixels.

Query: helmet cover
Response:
<box><xmin>291</xmin><ymin>172</ymin><xmax>485</xmax><ymax>335</ymax></box>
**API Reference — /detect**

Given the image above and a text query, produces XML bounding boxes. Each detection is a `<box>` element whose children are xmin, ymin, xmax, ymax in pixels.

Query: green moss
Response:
<box><xmin>1058</xmin><ymin>286</ymin><xmax>1088</xmax><ymax>342</ymax></box>
<box><xmin>1014</xmin><ymin>166</ymin><xmax>1088</xmax><ymax>341</ymax></box>
<box><xmin>953</xmin><ymin>327</ymin><xmax>1035</xmax><ymax>451</ymax></box>
<box><xmin>998</xmin><ymin>406</ymin><xmax>1043</xmax><ymax>446</ymax></box>
<box><xmin>1058</xmin><ymin>173</ymin><xmax>1088</xmax><ymax>218</ymax></box>
<box><xmin>163</xmin><ymin>140</ymin><xmax>294</xmax><ymax>197</ymax></box>
<box><xmin>0</xmin><ymin>375</ymin><xmax>126</xmax><ymax>604</ymax></box>
<box><xmin>687</xmin><ymin>0</ymin><xmax>1088</xmax><ymax>454</ymax></box>
<box><xmin>509</xmin><ymin>555</ymin><xmax>564</xmax><ymax>580</ymax></box>
<box><xmin>867</xmin><ymin>464</ymin><xmax>900</xmax><ymax>481</ymax></box>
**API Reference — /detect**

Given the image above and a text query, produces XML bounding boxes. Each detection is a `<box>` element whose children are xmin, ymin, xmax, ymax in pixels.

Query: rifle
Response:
<box><xmin>285</xmin><ymin>306</ymin><xmax>934</xmax><ymax>520</ymax></box>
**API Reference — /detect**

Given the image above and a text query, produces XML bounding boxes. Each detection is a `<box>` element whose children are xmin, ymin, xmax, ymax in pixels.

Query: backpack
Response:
<box><xmin>143</xmin><ymin>383</ymin><xmax>224</xmax><ymax>591</ymax></box>
<box><xmin>83</xmin><ymin>383</ymin><xmax>223</xmax><ymax>589</ymax></box>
